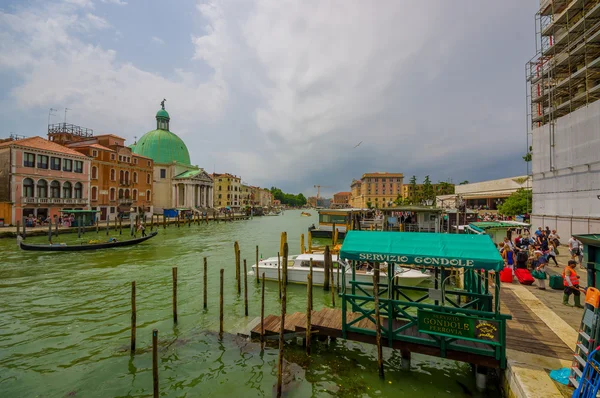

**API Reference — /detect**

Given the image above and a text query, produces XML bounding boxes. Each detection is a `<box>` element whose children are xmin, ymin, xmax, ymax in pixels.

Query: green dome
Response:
<box><xmin>133</xmin><ymin>129</ymin><xmax>191</xmax><ymax>165</ymax></box>
<box><xmin>156</xmin><ymin>109</ymin><xmax>170</xmax><ymax>119</ymax></box>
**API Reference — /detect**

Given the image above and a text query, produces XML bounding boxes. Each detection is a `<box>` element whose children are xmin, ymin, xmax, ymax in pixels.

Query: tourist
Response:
<box><xmin>545</xmin><ymin>226</ymin><xmax>551</xmax><ymax>236</ymax></box>
<box><xmin>515</xmin><ymin>246</ymin><xmax>529</xmax><ymax>269</ymax></box>
<box><xmin>534</xmin><ymin>255</ymin><xmax>548</xmax><ymax>290</ymax></box>
<box><xmin>535</xmin><ymin>227</ymin><xmax>543</xmax><ymax>237</ymax></box>
<box><xmin>569</xmin><ymin>236</ymin><xmax>584</xmax><ymax>265</ymax></box>
<box><xmin>563</xmin><ymin>260</ymin><xmax>584</xmax><ymax>308</ymax></box>
<box><xmin>548</xmin><ymin>229</ymin><xmax>561</xmax><ymax>249</ymax></box>
<box><xmin>137</xmin><ymin>222</ymin><xmax>146</xmax><ymax>237</ymax></box>
<box><xmin>546</xmin><ymin>243</ymin><xmax>559</xmax><ymax>267</ymax></box>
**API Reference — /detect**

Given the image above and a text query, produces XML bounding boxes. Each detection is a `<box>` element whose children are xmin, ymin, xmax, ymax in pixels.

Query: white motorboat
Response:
<box><xmin>248</xmin><ymin>253</ymin><xmax>431</xmax><ymax>287</ymax></box>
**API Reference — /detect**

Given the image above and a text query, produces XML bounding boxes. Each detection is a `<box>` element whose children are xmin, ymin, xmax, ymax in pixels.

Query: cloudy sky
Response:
<box><xmin>0</xmin><ymin>0</ymin><xmax>537</xmax><ymax>198</ymax></box>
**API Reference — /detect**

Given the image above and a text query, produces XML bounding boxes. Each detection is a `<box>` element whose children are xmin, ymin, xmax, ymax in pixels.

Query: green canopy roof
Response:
<box><xmin>574</xmin><ymin>234</ymin><xmax>600</xmax><ymax>247</ymax></box>
<box><xmin>339</xmin><ymin>231</ymin><xmax>504</xmax><ymax>271</ymax></box>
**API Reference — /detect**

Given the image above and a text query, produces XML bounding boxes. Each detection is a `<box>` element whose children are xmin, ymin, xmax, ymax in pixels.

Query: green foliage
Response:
<box><xmin>366</xmin><ymin>201</ymin><xmax>373</xmax><ymax>209</ymax></box>
<box><xmin>422</xmin><ymin>175</ymin><xmax>434</xmax><ymax>202</ymax></box>
<box><xmin>437</xmin><ymin>181</ymin><xmax>455</xmax><ymax>195</ymax></box>
<box><xmin>406</xmin><ymin>175</ymin><xmax>419</xmax><ymax>205</ymax></box>
<box><xmin>497</xmin><ymin>189</ymin><xmax>532</xmax><ymax>216</ymax></box>
<box><xmin>522</xmin><ymin>152</ymin><xmax>532</xmax><ymax>162</ymax></box>
<box><xmin>270</xmin><ymin>187</ymin><xmax>307</xmax><ymax>207</ymax></box>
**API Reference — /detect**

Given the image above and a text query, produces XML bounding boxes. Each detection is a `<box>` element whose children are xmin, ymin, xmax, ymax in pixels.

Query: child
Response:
<box><xmin>534</xmin><ymin>255</ymin><xmax>548</xmax><ymax>290</ymax></box>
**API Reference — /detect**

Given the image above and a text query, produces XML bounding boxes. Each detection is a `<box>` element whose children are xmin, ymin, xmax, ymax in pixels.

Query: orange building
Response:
<box><xmin>349</xmin><ymin>172</ymin><xmax>404</xmax><ymax>208</ymax></box>
<box><xmin>48</xmin><ymin>124</ymin><xmax>154</xmax><ymax>220</ymax></box>
<box><xmin>332</xmin><ymin>192</ymin><xmax>351</xmax><ymax>208</ymax></box>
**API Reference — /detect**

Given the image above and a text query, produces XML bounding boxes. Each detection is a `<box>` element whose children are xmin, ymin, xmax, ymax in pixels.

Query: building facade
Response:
<box><xmin>0</xmin><ymin>136</ymin><xmax>90</xmax><ymax>225</ymax></box>
<box><xmin>131</xmin><ymin>104</ymin><xmax>213</xmax><ymax>213</ymax></box>
<box><xmin>64</xmin><ymin>134</ymin><xmax>154</xmax><ymax>220</ymax></box>
<box><xmin>212</xmin><ymin>173</ymin><xmax>242</xmax><ymax>209</ymax></box>
<box><xmin>527</xmin><ymin>1</ymin><xmax>600</xmax><ymax>235</ymax></box>
<box><xmin>332</xmin><ymin>191</ymin><xmax>351</xmax><ymax>208</ymax></box>
<box><xmin>349</xmin><ymin>172</ymin><xmax>404</xmax><ymax>208</ymax></box>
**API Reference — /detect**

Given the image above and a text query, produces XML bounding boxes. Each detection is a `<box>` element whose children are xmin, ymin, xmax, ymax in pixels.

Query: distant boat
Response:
<box><xmin>301</xmin><ymin>212</ymin><xmax>312</xmax><ymax>217</ymax></box>
<box><xmin>19</xmin><ymin>232</ymin><xmax>158</xmax><ymax>252</ymax></box>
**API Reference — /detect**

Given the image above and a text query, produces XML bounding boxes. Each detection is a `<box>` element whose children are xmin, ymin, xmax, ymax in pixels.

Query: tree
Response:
<box><xmin>422</xmin><ymin>175</ymin><xmax>434</xmax><ymax>203</ymax></box>
<box><xmin>270</xmin><ymin>186</ymin><xmax>307</xmax><ymax>207</ymax></box>
<box><xmin>437</xmin><ymin>181</ymin><xmax>455</xmax><ymax>195</ymax></box>
<box><xmin>407</xmin><ymin>175</ymin><xmax>419</xmax><ymax>205</ymax></box>
<box><xmin>497</xmin><ymin>189</ymin><xmax>532</xmax><ymax>216</ymax></box>
<box><xmin>459</xmin><ymin>180</ymin><xmax>469</xmax><ymax>185</ymax></box>
<box><xmin>366</xmin><ymin>201</ymin><xmax>373</xmax><ymax>209</ymax></box>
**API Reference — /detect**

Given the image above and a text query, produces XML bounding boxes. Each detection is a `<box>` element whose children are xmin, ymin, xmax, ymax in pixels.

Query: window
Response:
<box><xmin>133</xmin><ymin>189</ymin><xmax>138</xmax><ymax>200</ymax></box>
<box><xmin>23</xmin><ymin>178</ymin><xmax>34</xmax><ymax>197</ymax></box>
<box><xmin>74</xmin><ymin>161</ymin><xmax>83</xmax><ymax>173</ymax></box>
<box><xmin>63</xmin><ymin>159</ymin><xmax>72</xmax><ymax>172</ymax></box>
<box><xmin>119</xmin><ymin>155</ymin><xmax>122</xmax><ymax>162</ymax></box>
<box><xmin>110</xmin><ymin>169</ymin><xmax>116</xmax><ymax>181</ymax></box>
<box><xmin>110</xmin><ymin>153</ymin><xmax>116</xmax><ymax>161</ymax></box>
<box><xmin>37</xmin><ymin>155</ymin><xmax>48</xmax><ymax>169</ymax></box>
<box><xmin>74</xmin><ymin>182</ymin><xmax>82</xmax><ymax>199</ymax></box>
<box><xmin>36</xmin><ymin>179</ymin><xmax>47</xmax><ymax>198</ymax></box>
<box><xmin>50</xmin><ymin>181</ymin><xmax>60</xmax><ymax>198</ymax></box>
<box><xmin>92</xmin><ymin>150</ymin><xmax>98</xmax><ymax>157</ymax></box>
<box><xmin>62</xmin><ymin>181</ymin><xmax>72</xmax><ymax>198</ymax></box>
<box><xmin>110</xmin><ymin>206</ymin><xmax>116</xmax><ymax>213</ymax></box>
<box><xmin>218</xmin><ymin>186</ymin><xmax>222</xmax><ymax>191</ymax></box>
<box><xmin>91</xmin><ymin>187</ymin><xmax>98</xmax><ymax>201</ymax></box>
<box><xmin>146</xmin><ymin>190</ymin><xmax>151</xmax><ymax>201</ymax></box>
<box><xmin>50</xmin><ymin>157</ymin><xmax>61</xmax><ymax>170</ymax></box>
<box><xmin>133</xmin><ymin>158</ymin><xmax>138</xmax><ymax>165</ymax></box>
<box><xmin>24</xmin><ymin>153</ymin><xmax>35</xmax><ymax>167</ymax></box>
<box><xmin>160</xmin><ymin>169</ymin><xmax>166</xmax><ymax>179</ymax></box>
<box><xmin>146</xmin><ymin>173</ymin><xmax>151</xmax><ymax>184</ymax></box>
<box><xmin>133</xmin><ymin>172</ymin><xmax>138</xmax><ymax>183</ymax></box>
<box><xmin>125</xmin><ymin>189</ymin><xmax>130</xmax><ymax>198</ymax></box>
<box><xmin>147</xmin><ymin>161</ymin><xmax>151</xmax><ymax>167</ymax></box>
<box><xmin>110</xmin><ymin>188</ymin><xmax>116</xmax><ymax>201</ymax></box>
<box><xmin>118</xmin><ymin>189</ymin><xmax>124</xmax><ymax>199</ymax></box>
<box><xmin>125</xmin><ymin>171</ymin><xmax>130</xmax><ymax>183</ymax></box>
<box><xmin>91</xmin><ymin>166</ymin><xmax>98</xmax><ymax>179</ymax></box>
<box><xmin>127</xmin><ymin>157</ymin><xmax>130</xmax><ymax>163</ymax></box>
<box><xmin>218</xmin><ymin>194</ymin><xmax>222</xmax><ymax>199</ymax></box>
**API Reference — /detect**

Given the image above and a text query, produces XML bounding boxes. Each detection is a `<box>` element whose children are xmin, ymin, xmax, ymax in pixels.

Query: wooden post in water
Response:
<box><xmin>219</xmin><ymin>268</ymin><xmax>224</xmax><ymax>338</ymax></box>
<box><xmin>260</xmin><ymin>272</ymin><xmax>265</xmax><ymax>350</ymax></box>
<box><xmin>131</xmin><ymin>281</ymin><xmax>136</xmax><ymax>352</ymax></box>
<box><xmin>373</xmin><ymin>273</ymin><xmax>384</xmax><ymax>379</ymax></box>
<box><xmin>332</xmin><ymin>223</ymin><xmax>336</xmax><ymax>246</ymax></box>
<box><xmin>306</xmin><ymin>273</ymin><xmax>312</xmax><ymax>355</ymax></box>
<box><xmin>276</xmin><ymin>249</ymin><xmax>288</xmax><ymax>398</ymax></box>
<box><xmin>106</xmin><ymin>215</ymin><xmax>109</xmax><ymax>236</ymax></box>
<box><xmin>48</xmin><ymin>219</ymin><xmax>52</xmax><ymax>242</ymax></box>
<box><xmin>152</xmin><ymin>329</ymin><xmax>159</xmax><ymax>398</ymax></box>
<box><xmin>243</xmin><ymin>259</ymin><xmax>248</xmax><ymax>316</ymax></box>
<box><xmin>236</xmin><ymin>250</ymin><xmax>241</xmax><ymax>295</ymax></box>
<box><xmin>300</xmin><ymin>233</ymin><xmax>305</xmax><ymax>254</ymax></box>
<box><xmin>330</xmin><ymin>257</ymin><xmax>336</xmax><ymax>307</ymax></box>
<box><xmin>336</xmin><ymin>255</ymin><xmax>341</xmax><ymax>291</ymax></box>
<box><xmin>203</xmin><ymin>257</ymin><xmax>208</xmax><ymax>310</ymax></box>
<box><xmin>96</xmin><ymin>217</ymin><xmax>99</xmax><ymax>234</ymax></box>
<box><xmin>323</xmin><ymin>246</ymin><xmax>331</xmax><ymax>291</ymax></box>
<box><xmin>279</xmin><ymin>232</ymin><xmax>287</xmax><ymax>259</ymax></box>
<box><xmin>119</xmin><ymin>217</ymin><xmax>122</xmax><ymax>235</ymax></box>
<box><xmin>309</xmin><ymin>258</ymin><xmax>313</xmax><ymax>311</ymax></box>
<box><xmin>234</xmin><ymin>241</ymin><xmax>240</xmax><ymax>281</ymax></box>
<box><xmin>308</xmin><ymin>231</ymin><xmax>312</xmax><ymax>253</ymax></box>
<box><xmin>255</xmin><ymin>245</ymin><xmax>259</xmax><ymax>283</ymax></box>
<box><xmin>78</xmin><ymin>217</ymin><xmax>82</xmax><ymax>239</ymax></box>
<box><xmin>277</xmin><ymin>251</ymin><xmax>281</xmax><ymax>300</ymax></box>
<box><xmin>283</xmin><ymin>243</ymin><xmax>289</xmax><ymax>286</ymax></box>
<box><xmin>172</xmin><ymin>267</ymin><xmax>178</xmax><ymax>324</ymax></box>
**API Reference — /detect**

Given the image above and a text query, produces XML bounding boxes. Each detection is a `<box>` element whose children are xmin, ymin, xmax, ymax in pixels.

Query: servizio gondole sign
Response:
<box><xmin>357</xmin><ymin>253</ymin><xmax>476</xmax><ymax>267</ymax></box>
<box><xmin>417</xmin><ymin>310</ymin><xmax>499</xmax><ymax>342</ymax></box>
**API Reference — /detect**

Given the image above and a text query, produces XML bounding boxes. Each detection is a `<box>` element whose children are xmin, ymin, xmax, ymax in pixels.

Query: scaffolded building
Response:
<box><xmin>526</xmin><ymin>0</ymin><xmax>600</xmax><ymax>235</ymax></box>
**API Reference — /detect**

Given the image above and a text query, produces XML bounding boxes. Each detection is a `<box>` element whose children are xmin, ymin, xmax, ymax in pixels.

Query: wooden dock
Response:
<box><xmin>252</xmin><ymin>289</ymin><xmax>574</xmax><ymax>368</ymax></box>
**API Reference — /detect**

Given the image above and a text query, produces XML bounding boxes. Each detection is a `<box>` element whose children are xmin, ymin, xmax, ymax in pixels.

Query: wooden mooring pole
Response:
<box><xmin>172</xmin><ymin>267</ymin><xmax>178</xmax><ymax>324</ymax></box>
<box><xmin>261</xmin><ymin>272</ymin><xmax>265</xmax><ymax>350</ymax></box>
<box><xmin>219</xmin><ymin>268</ymin><xmax>224</xmax><ymax>338</ymax></box>
<box><xmin>306</xmin><ymin>273</ymin><xmax>312</xmax><ymax>355</ymax></box>
<box><xmin>276</xmin><ymin>246</ymin><xmax>288</xmax><ymax>398</ymax></box>
<box><xmin>277</xmin><ymin>251</ymin><xmax>281</xmax><ymax>300</ymax></box>
<box><xmin>203</xmin><ymin>257</ymin><xmax>208</xmax><ymax>310</ymax></box>
<box><xmin>237</xmin><ymin>249</ymin><xmax>241</xmax><ymax>295</ymax></box>
<box><xmin>308</xmin><ymin>231</ymin><xmax>312</xmax><ymax>253</ymax></box>
<box><xmin>152</xmin><ymin>329</ymin><xmax>159</xmax><ymax>398</ymax></box>
<box><xmin>330</xmin><ymin>257</ymin><xmax>336</xmax><ymax>307</ymax></box>
<box><xmin>255</xmin><ymin>245</ymin><xmax>259</xmax><ymax>283</ymax></box>
<box><xmin>234</xmin><ymin>241</ymin><xmax>240</xmax><ymax>281</ymax></box>
<box><xmin>243</xmin><ymin>259</ymin><xmax>248</xmax><ymax>316</ymax></box>
<box><xmin>48</xmin><ymin>219</ymin><xmax>52</xmax><ymax>242</ymax></box>
<box><xmin>96</xmin><ymin>217</ymin><xmax>99</xmax><ymax>234</ymax></box>
<box><xmin>106</xmin><ymin>215</ymin><xmax>109</xmax><ymax>236</ymax></box>
<box><xmin>309</xmin><ymin>258</ymin><xmax>313</xmax><ymax>311</ymax></box>
<box><xmin>323</xmin><ymin>245</ymin><xmax>331</xmax><ymax>291</ymax></box>
<box><xmin>300</xmin><ymin>233</ymin><xmax>305</xmax><ymax>254</ymax></box>
<box><xmin>16</xmin><ymin>220</ymin><xmax>20</xmax><ymax>237</ymax></box>
<box><xmin>283</xmin><ymin>243</ymin><xmax>289</xmax><ymax>286</ymax></box>
<box><xmin>373</xmin><ymin>272</ymin><xmax>384</xmax><ymax>379</ymax></box>
<box><xmin>131</xmin><ymin>281</ymin><xmax>136</xmax><ymax>352</ymax></box>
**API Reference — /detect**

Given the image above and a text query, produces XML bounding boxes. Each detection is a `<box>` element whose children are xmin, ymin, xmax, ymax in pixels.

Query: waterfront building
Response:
<box><xmin>212</xmin><ymin>173</ymin><xmax>241</xmax><ymax>210</ymax></box>
<box><xmin>0</xmin><ymin>136</ymin><xmax>90</xmax><ymax>225</ymax></box>
<box><xmin>131</xmin><ymin>104</ymin><xmax>213</xmax><ymax>213</ymax></box>
<box><xmin>526</xmin><ymin>1</ymin><xmax>600</xmax><ymax>234</ymax></box>
<box><xmin>349</xmin><ymin>172</ymin><xmax>403</xmax><ymax>208</ymax></box>
<box><xmin>401</xmin><ymin>183</ymin><xmax>455</xmax><ymax>200</ymax></box>
<box><xmin>435</xmin><ymin>176</ymin><xmax>531</xmax><ymax>211</ymax></box>
<box><xmin>258</xmin><ymin>188</ymin><xmax>273</xmax><ymax>207</ymax></box>
<box><xmin>331</xmin><ymin>192</ymin><xmax>351</xmax><ymax>208</ymax></box>
<box><xmin>240</xmin><ymin>184</ymin><xmax>253</xmax><ymax>207</ymax></box>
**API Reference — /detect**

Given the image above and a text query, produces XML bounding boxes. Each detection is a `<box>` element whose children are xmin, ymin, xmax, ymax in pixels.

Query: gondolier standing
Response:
<box><xmin>563</xmin><ymin>260</ymin><xmax>584</xmax><ymax>308</ymax></box>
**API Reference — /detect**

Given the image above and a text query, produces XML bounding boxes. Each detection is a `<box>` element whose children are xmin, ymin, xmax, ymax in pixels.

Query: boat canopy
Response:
<box><xmin>339</xmin><ymin>231</ymin><xmax>504</xmax><ymax>271</ymax></box>
<box><xmin>469</xmin><ymin>221</ymin><xmax>531</xmax><ymax>233</ymax></box>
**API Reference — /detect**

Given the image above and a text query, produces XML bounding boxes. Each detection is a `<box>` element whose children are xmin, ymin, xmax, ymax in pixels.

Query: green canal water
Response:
<box><xmin>0</xmin><ymin>210</ymin><xmax>499</xmax><ymax>397</ymax></box>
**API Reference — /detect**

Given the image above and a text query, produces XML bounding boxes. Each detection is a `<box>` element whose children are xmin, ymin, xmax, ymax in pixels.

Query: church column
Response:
<box><xmin>209</xmin><ymin>186</ymin><xmax>213</xmax><ymax>208</ymax></box>
<box><xmin>172</xmin><ymin>185</ymin><xmax>177</xmax><ymax>208</ymax></box>
<box><xmin>199</xmin><ymin>185</ymin><xmax>204</xmax><ymax>208</ymax></box>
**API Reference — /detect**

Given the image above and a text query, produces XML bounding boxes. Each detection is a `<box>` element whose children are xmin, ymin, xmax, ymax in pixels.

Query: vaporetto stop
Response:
<box><xmin>357</xmin><ymin>253</ymin><xmax>476</xmax><ymax>267</ymax></box>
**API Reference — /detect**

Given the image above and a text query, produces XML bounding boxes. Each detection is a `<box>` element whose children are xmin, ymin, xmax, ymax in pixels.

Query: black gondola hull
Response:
<box><xmin>19</xmin><ymin>232</ymin><xmax>158</xmax><ymax>252</ymax></box>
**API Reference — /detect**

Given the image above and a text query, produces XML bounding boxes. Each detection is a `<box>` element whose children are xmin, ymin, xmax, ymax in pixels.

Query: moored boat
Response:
<box><xmin>301</xmin><ymin>211</ymin><xmax>312</xmax><ymax>217</ymax></box>
<box><xmin>249</xmin><ymin>253</ymin><xmax>431</xmax><ymax>287</ymax></box>
<box><xmin>19</xmin><ymin>231</ymin><xmax>158</xmax><ymax>252</ymax></box>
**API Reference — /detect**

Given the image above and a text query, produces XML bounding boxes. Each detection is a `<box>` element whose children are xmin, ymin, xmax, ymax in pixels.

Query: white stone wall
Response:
<box><xmin>531</xmin><ymin>100</ymin><xmax>600</xmax><ymax>235</ymax></box>
<box><xmin>455</xmin><ymin>176</ymin><xmax>530</xmax><ymax>195</ymax></box>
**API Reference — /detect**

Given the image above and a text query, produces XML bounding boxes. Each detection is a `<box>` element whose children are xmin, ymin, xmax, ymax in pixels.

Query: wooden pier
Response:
<box><xmin>252</xmin><ymin>287</ymin><xmax>574</xmax><ymax>368</ymax></box>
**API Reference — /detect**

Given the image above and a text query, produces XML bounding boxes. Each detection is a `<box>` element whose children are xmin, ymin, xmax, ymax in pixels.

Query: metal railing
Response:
<box><xmin>22</xmin><ymin>197</ymin><xmax>87</xmax><ymax>204</ymax></box>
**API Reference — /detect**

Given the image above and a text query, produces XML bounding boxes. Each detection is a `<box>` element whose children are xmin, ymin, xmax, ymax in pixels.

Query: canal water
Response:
<box><xmin>0</xmin><ymin>210</ymin><xmax>499</xmax><ymax>397</ymax></box>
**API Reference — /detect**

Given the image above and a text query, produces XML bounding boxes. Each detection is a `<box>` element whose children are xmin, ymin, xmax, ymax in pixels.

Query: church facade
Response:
<box><xmin>131</xmin><ymin>103</ymin><xmax>213</xmax><ymax>214</ymax></box>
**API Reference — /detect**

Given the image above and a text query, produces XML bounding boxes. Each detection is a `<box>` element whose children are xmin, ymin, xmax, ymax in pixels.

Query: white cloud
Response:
<box><xmin>151</xmin><ymin>36</ymin><xmax>164</xmax><ymax>45</ymax></box>
<box><xmin>101</xmin><ymin>0</ymin><xmax>128</xmax><ymax>5</ymax></box>
<box><xmin>64</xmin><ymin>0</ymin><xmax>94</xmax><ymax>8</ymax></box>
<box><xmin>85</xmin><ymin>13</ymin><xmax>110</xmax><ymax>30</ymax></box>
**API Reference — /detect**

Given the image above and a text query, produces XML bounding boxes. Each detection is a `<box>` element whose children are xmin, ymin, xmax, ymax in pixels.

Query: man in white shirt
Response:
<box><xmin>568</xmin><ymin>236</ymin><xmax>584</xmax><ymax>265</ymax></box>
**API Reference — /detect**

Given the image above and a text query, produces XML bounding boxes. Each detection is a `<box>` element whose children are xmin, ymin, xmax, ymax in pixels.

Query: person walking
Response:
<box><xmin>534</xmin><ymin>256</ymin><xmax>548</xmax><ymax>290</ymax></box>
<box><xmin>569</xmin><ymin>236</ymin><xmax>584</xmax><ymax>266</ymax></box>
<box><xmin>563</xmin><ymin>260</ymin><xmax>584</xmax><ymax>308</ymax></box>
<box><xmin>546</xmin><ymin>243</ymin><xmax>559</xmax><ymax>267</ymax></box>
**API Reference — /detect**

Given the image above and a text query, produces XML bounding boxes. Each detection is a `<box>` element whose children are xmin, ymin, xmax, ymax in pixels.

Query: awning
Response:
<box><xmin>469</xmin><ymin>221</ymin><xmax>530</xmax><ymax>230</ymax></box>
<box><xmin>460</xmin><ymin>190</ymin><xmax>516</xmax><ymax>200</ymax></box>
<box><xmin>574</xmin><ymin>234</ymin><xmax>600</xmax><ymax>247</ymax></box>
<box><xmin>339</xmin><ymin>231</ymin><xmax>504</xmax><ymax>271</ymax></box>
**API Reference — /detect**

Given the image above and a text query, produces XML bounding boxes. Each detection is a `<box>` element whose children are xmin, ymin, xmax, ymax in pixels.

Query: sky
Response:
<box><xmin>0</xmin><ymin>0</ymin><xmax>538</xmax><ymax>198</ymax></box>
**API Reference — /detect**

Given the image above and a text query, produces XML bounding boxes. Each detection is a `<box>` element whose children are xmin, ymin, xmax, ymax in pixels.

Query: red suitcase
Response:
<box><xmin>500</xmin><ymin>267</ymin><xmax>513</xmax><ymax>283</ymax></box>
<box><xmin>514</xmin><ymin>268</ymin><xmax>534</xmax><ymax>285</ymax></box>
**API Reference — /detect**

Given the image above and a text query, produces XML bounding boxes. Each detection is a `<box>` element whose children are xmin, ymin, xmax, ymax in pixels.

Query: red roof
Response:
<box><xmin>335</xmin><ymin>192</ymin><xmax>351</xmax><ymax>196</ymax></box>
<box><xmin>0</xmin><ymin>136</ymin><xmax>88</xmax><ymax>158</ymax></box>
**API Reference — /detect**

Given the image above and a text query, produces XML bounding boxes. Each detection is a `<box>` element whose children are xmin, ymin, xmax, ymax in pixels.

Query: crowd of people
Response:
<box><xmin>499</xmin><ymin>226</ymin><xmax>587</xmax><ymax>308</ymax></box>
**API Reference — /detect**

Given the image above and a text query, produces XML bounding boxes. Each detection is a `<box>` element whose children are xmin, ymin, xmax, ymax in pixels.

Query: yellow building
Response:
<box><xmin>349</xmin><ymin>172</ymin><xmax>403</xmax><ymax>208</ymax></box>
<box><xmin>212</xmin><ymin>173</ymin><xmax>242</xmax><ymax>210</ymax></box>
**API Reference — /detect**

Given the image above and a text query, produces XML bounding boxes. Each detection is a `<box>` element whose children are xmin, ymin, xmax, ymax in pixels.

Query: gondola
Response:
<box><xmin>19</xmin><ymin>231</ymin><xmax>158</xmax><ymax>252</ymax></box>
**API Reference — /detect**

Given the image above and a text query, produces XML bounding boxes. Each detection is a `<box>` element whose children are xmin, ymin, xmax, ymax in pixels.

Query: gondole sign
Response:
<box><xmin>417</xmin><ymin>310</ymin><xmax>499</xmax><ymax>343</ymax></box>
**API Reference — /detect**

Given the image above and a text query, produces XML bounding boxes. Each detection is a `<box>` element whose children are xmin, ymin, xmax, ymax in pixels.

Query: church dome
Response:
<box><xmin>132</xmin><ymin>104</ymin><xmax>191</xmax><ymax>165</ymax></box>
